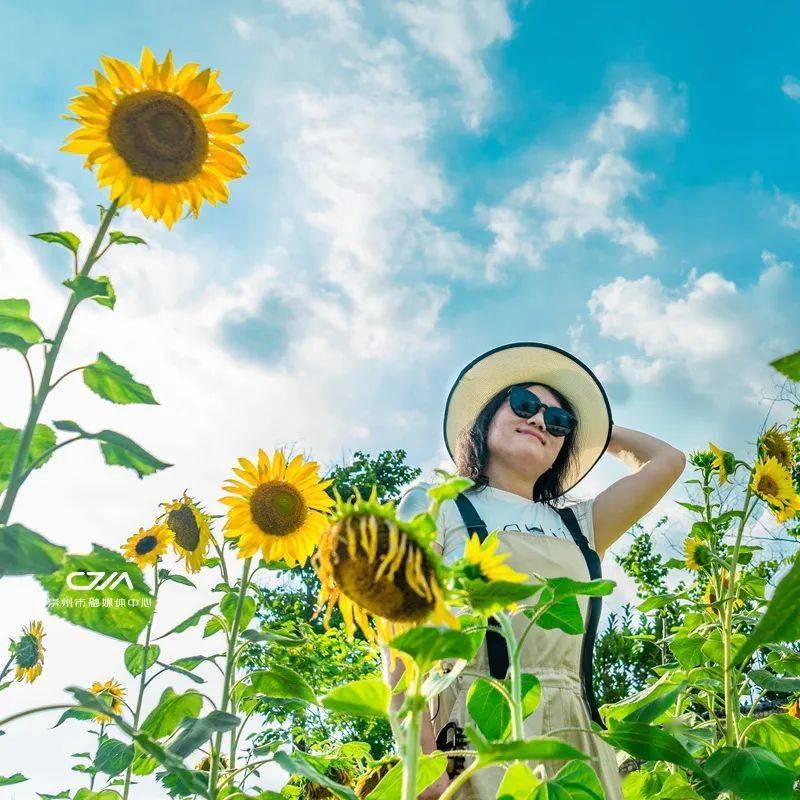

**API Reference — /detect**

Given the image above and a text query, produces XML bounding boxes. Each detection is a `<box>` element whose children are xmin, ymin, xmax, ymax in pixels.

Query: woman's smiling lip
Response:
<box><xmin>516</xmin><ymin>427</ymin><xmax>545</xmax><ymax>445</ymax></box>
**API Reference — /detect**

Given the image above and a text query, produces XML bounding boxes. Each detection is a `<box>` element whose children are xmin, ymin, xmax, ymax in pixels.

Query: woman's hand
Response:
<box><xmin>418</xmin><ymin>770</ymin><xmax>453</xmax><ymax>800</ymax></box>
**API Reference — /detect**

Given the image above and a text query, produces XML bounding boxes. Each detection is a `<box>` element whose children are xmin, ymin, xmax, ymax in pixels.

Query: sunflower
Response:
<box><xmin>751</xmin><ymin>457</ymin><xmax>797</xmax><ymax>513</ymax></box>
<box><xmin>220</xmin><ymin>449</ymin><xmax>335</xmax><ymax>568</ymax></box>
<box><xmin>13</xmin><ymin>621</ymin><xmax>45</xmax><ymax>683</ymax></box>
<box><xmin>708</xmin><ymin>442</ymin><xmax>730</xmax><ymax>485</ymax></box>
<box><xmin>121</xmin><ymin>523</ymin><xmax>174</xmax><ymax>568</ymax></box>
<box><xmin>89</xmin><ymin>678</ymin><xmax>126</xmax><ymax>723</ymax></box>
<box><xmin>354</xmin><ymin>757</ymin><xmax>400</xmax><ymax>800</ymax></box>
<box><xmin>61</xmin><ymin>47</ymin><xmax>247</xmax><ymax>228</ymax></box>
<box><xmin>788</xmin><ymin>699</ymin><xmax>800</xmax><ymax>719</ymax></box>
<box><xmin>311</xmin><ymin>490</ymin><xmax>459</xmax><ymax>671</ymax></box>
<box><xmin>683</xmin><ymin>537</ymin><xmax>711</xmax><ymax>571</ymax></box>
<box><xmin>461</xmin><ymin>530</ymin><xmax>528</xmax><ymax>583</ymax></box>
<box><xmin>703</xmin><ymin>570</ymin><xmax>744</xmax><ymax>616</ymax></box>
<box><xmin>195</xmin><ymin>753</ymin><xmax>228</xmax><ymax>772</ymax></box>
<box><xmin>760</xmin><ymin>426</ymin><xmax>795</xmax><ymax>471</ymax></box>
<box><xmin>159</xmin><ymin>492</ymin><xmax>212</xmax><ymax>572</ymax></box>
<box><xmin>774</xmin><ymin>494</ymin><xmax>800</xmax><ymax>524</ymax></box>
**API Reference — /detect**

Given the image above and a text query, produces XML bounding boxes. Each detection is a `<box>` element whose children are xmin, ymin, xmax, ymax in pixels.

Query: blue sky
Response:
<box><xmin>1</xmin><ymin>1</ymin><xmax>799</xmax><ymax>795</ymax></box>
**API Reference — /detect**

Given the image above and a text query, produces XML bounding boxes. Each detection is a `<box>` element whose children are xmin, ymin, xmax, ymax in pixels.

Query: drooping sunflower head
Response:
<box><xmin>683</xmin><ymin>537</ymin><xmax>711</xmax><ymax>571</ymax></box>
<box><xmin>760</xmin><ymin>426</ymin><xmax>796</xmax><ymax>471</ymax></box>
<box><xmin>354</xmin><ymin>756</ymin><xmax>400</xmax><ymax>800</ymax></box>
<box><xmin>460</xmin><ymin>530</ymin><xmax>529</xmax><ymax>584</ymax></box>
<box><xmin>13</xmin><ymin>620</ymin><xmax>45</xmax><ymax>683</ymax></box>
<box><xmin>708</xmin><ymin>442</ymin><xmax>733</xmax><ymax>485</ymax></box>
<box><xmin>159</xmin><ymin>492</ymin><xmax>213</xmax><ymax>573</ymax></box>
<box><xmin>311</xmin><ymin>488</ymin><xmax>458</xmax><ymax>670</ymax></box>
<box><xmin>195</xmin><ymin>753</ymin><xmax>228</xmax><ymax>772</ymax></box>
<box><xmin>61</xmin><ymin>47</ymin><xmax>248</xmax><ymax>228</ymax></box>
<box><xmin>89</xmin><ymin>678</ymin><xmax>126</xmax><ymax>723</ymax></box>
<box><xmin>121</xmin><ymin>523</ymin><xmax>174</xmax><ymax>568</ymax></box>
<box><xmin>751</xmin><ymin>457</ymin><xmax>797</xmax><ymax>512</ymax></box>
<box><xmin>295</xmin><ymin>765</ymin><xmax>353</xmax><ymax>800</ymax></box>
<box><xmin>220</xmin><ymin>449</ymin><xmax>336</xmax><ymax>568</ymax></box>
<box><xmin>702</xmin><ymin>569</ymin><xmax>744</xmax><ymax>616</ymax></box>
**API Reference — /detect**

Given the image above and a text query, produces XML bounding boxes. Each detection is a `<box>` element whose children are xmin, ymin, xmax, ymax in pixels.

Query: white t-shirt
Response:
<box><xmin>396</xmin><ymin>481</ymin><xmax>596</xmax><ymax>566</ymax></box>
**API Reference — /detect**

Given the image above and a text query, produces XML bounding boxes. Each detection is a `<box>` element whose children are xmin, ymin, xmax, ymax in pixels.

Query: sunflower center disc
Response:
<box><xmin>250</xmin><ymin>481</ymin><xmax>308</xmax><ymax>536</ymax></box>
<box><xmin>758</xmin><ymin>476</ymin><xmax>779</xmax><ymax>496</ymax></box>
<box><xmin>168</xmin><ymin>505</ymin><xmax>200</xmax><ymax>551</ymax></box>
<box><xmin>108</xmin><ymin>90</ymin><xmax>209</xmax><ymax>183</ymax></box>
<box><xmin>332</xmin><ymin>517</ymin><xmax>434</xmax><ymax>623</ymax></box>
<box><xmin>135</xmin><ymin>534</ymin><xmax>158</xmax><ymax>555</ymax></box>
<box><xmin>15</xmin><ymin>634</ymin><xmax>38</xmax><ymax>668</ymax></box>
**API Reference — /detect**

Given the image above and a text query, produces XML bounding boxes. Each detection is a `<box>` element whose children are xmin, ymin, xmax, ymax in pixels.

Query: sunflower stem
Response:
<box><xmin>0</xmin><ymin>198</ymin><xmax>119</xmax><ymax>526</ymax></box>
<box><xmin>209</xmin><ymin>556</ymin><xmax>251</xmax><ymax>798</ymax></box>
<box><xmin>496</xmin><ymin>611</ymin><xmax>524</xmax><ymax>739</ymax></box>
<box><xmin>122</xmin><ymin>564</ymin><xmax>161</xmax><ymax>800</ymax></box>
<box><xmin>400</xmin><ymin>659</ymin><xmax>425</xmax><ymax>800</ymax></box>
<box><xmin>0</xmin><ymin>653</ymin><xmax>14</xmax><ymax>684</ymax></box>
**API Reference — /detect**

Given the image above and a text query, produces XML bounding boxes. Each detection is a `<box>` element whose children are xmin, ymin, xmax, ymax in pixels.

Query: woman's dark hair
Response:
<box><xmin>454</xmin><ymin>382</ymin><xmax>579</xmax><ymax>504</ymax></box>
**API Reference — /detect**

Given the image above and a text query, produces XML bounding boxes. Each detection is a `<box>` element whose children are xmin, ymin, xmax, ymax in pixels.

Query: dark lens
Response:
<box><xmin>544</xmin><ymin>407</ymin><xmax>576</xmax><ymax>437</ymax></box>
<box><xmin>509</xmin><ymin>387</ymin><xmax>542</xmax><ymax>419</ymax></box>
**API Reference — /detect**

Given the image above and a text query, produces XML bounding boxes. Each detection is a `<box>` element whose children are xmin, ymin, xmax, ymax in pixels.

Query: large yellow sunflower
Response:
<box><xmin>121</xmin><ymin>523</ymin><xmax>174</xmax><ymax>568</ymax></box>
<box><xmin>751</xmin><ymin>457</ymin><xmax>797</xmax><ymax>512</ymax></box>
<box><xmin>159</xmin><ymin>492</ymin><xmax>213</xmax><ymax>572</ymax></box>
<box><xmin>89</xmin><ymin>678</ymin><xmax>126</xmax><ymax>723</ymax></box>
<box><xmin>462</xmin><ymin>530</ymin><xmax>528</xmax><ymax>583</ymax></box>
<box><xmin>311</xmin><ymin>491</ymin><xmax>459</xmax><ymax>671</ymax></box>
<box><xmin>13</xmin><ymin>621</ymin><xmax>45</xmax><ymax>683</ymax></box>
<box><xmin>61</xmin><ymin>47</ymin><xmax>247</xmax><ymax>228</ymax></box>
<box><xmin>220</xmin><ymin>449</ymin><xmax>335</xmax><ymax>568</ymax></box>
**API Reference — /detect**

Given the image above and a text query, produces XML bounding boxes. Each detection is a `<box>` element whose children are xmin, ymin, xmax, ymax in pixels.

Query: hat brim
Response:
<box><xmin>443</xmin><ymin>342</ymin><xmax>613</xmax><ymax>497</ymax></box>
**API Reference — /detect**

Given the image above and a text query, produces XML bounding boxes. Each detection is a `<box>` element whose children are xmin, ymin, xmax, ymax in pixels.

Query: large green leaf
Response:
<box><xmin>462</xmin><ymin>578</ymin><xmax>542</xmax><ymax>615</ymax></box>
<box><xmin>0</xmin><ymin>523</ymin><xmax>65</xmax><ymax>577</ymax></box>
<box><xmin>52</xmin><ymin>420</ymin><xmax>170</xmax><ymax>478</ymax></box>
<box><xmin>249</xmin><ymin>665</ymin><xmax>317</xmax><ymax>705</ymax></box>
<box><xmin>155</xmin><ymin>603</ymin><xmax>216</xmax><ymax>639</ymax></box>
<box><xmin>0</xmin><ymin>298</ymin><xmax>43</xmax><ymax>353</ymax></box>
<box><xmin>526</xmin><ymin>589</ymin><xmax>584</xmax><ymax>635</ymax></box>
<box><xmin>544</xmin><ymin>576</ymin><xmax>616</xmax><ymax>599</ymax></box>
<box><xmin>471</xmin><ymin>731</ymin><xmax>588</xmax><ymax>765</ymax></box>
<box><xmin>82</xmin><ymin>353</ymin><xmax>156</xmax><ymax>405</ymax></box>
<box><xmin>220</xmin><ymin>590</ymin><xmax>255</xmax><ymax>629</ymax></box>
<box><xmin>31</xmin><ymin>231</ymin><xmax>80</xmax><ymax>254</ymax></box>
<box><xmin>62</xmin><ymin>276</ymin><xmax>116</xmax><ymax>309</ymax></box>
<box><xmin>37</xmin><ymin>545</ymin><xmax>154</xmax><ymax>642</ymax></box>
<box><xmin>0</xmin><ymin>774</ymin><xmax>26</xmax><ymax>786</ymax></box>
<box><xmin>770</xmin><ymin>349</ymin><xmax>800</xmax><ymax>381</ymax></box>
<box><xmin>94</xmin><ymin>738</ymin><xmax>134</xmax><ymax>776</ymax></box>
<box><xmin>388</xmin><ymin>624</ymin><xmax>482</xmax><ymax>670</ymax></box>
<box><xmin>320</xmin><ymin>678</ymin><xmax>389</xmax><ymax>720</ymax></box>
<box><xmin>366</xmin><ymin>753</ymin><xmax>446</xmax><ymax>800</ymax></box>
<box><xmin>599</xmin><ymin>721</ymin><xmax>698</xmax><ymax>771</ymax></box>
<box><xmin>274</xmin><ymin>752</ymin><xmax>358</xmax><ymax>800</ymax></box>
<box><xmin>530</xmin><ymin>760</ymin><xmax>604</xmax><ymax>800</ymax></box>
<box><xmin>124</xmin><ymin>644</ymin><xmax>160</xmax><ymax>677</ymax></box>
<box><xmin>704</xmin><ymin>746</ymin><xmax>794</xmax><ymax>800</ymax></box>
<box><xmin>0</xmin><ymin>422</ymin><xmax>56</xmax><ymax>490</ymax></box>
<box><xmin>170</xmin><ymin>711</ymin><xmax>239</xmax><ymax>758</ymax></box>
<box><xmin>496</xmin><ymin>762</ymin><xmax>540</xmax><ymax>800</ymax></box>
<box><xmin>601</xmin><ymin>673</ymin><xmax>684</xmax><ymax>725</ymax></box>
<box><xmin>736</xmin><ymin>551</ymin><xmax>800</xmax><ymax>665</ymax></box>
<box><xmin>745</xmin><ymin>714</ymin><xmax>800</xmax><ymax>771</ymax></box>
<box><xmin>140</xmin><ymin>688</ymin><xmax>203</xmax><ymax>740</ymax></box>
<box><xmin>467</xmin><ymin>673</ymin><xmax>541</xmax><ymax>741</ymax></box>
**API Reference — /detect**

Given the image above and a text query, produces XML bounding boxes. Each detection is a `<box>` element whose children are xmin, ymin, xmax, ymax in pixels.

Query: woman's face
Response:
<box><xmin>485</xmin><ymin>383</ymin><xmax>568</xmax><ymax>477</ymax></box>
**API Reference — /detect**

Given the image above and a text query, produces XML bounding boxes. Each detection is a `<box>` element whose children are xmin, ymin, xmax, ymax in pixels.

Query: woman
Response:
<box><xmin>382</xmin><ymin>342</ymin><xmax>685</xmax><ymax>800</ymax></box>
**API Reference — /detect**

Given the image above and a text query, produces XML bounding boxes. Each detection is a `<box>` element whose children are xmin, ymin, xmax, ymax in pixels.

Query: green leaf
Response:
<box><xmin>749</xmin><ymin>669</ymin><xmax>800</xmax><ymax>694</ymax></box>
<box><xmin>170</xmin><ymin>711</ymin><xmax>239</xmax><ymax>758</ymax></box>
<box><xmin>0</xmin><ymin>523</ymin><xmax>66</xmax><ymax>577</ymax></box>
<box><xmin>124</xmin><ymin>643</ymin><xmax>160</xmax><ymax>677</ymax></box>
<box><xmin>94</xmin><ymin>738</ymin><xmax>134</xmax><ymax>776</ymax></box>
<box><xmin>544</xmin><ymin>576</ymin><xmax>616</xmax><ymax>599</ymax></box>
<box><xmin>472</xmin><ymin>732</ymin><xmax>588</xmax><ymax>765</ymax></box>
<box><xmin>365</xmin><ymin>753</ymin><xmax>446</xmax><ymax>800</ymax></box>
<box><xmin>527</xmin><ymin>589</ymin><xmax>584</xmax><ymax>635</ymax></box>
<box><xmin>154</xmin><ymin>659</ymin><xmax>205</xmax><ymax>684</ymax></box>
<box><xmin>467</xmin><ymin>673</ymin><xmax>541</xmax><ymax>741</ymax></box>
<box><xmin>52</xmin><ymin>420</ymin><xmax>170</xmax><ymax>478</ymax></box>
<box><xmin>770</xmin><ymin>349</ymin><xmax>800</xmax><ymax>382</ymax></box>
<box><xmin>240</xmin><ymin>628</ymin><xmax>305</xmax><ymax>646</ymax></box>
<box><xmin>273</xmin><ymin>752</ymin><xmax>358</xmax><ymax>800</ymax></box>
<box><xmin>160</xmin><ymin>572</ymin><xmax>196</xmax><ymax>588</ymax></box>
<box><xmin>0</xmin><ymin>774</ymin><xmax>27</xmax><ymax>786</ymax></box>
<box><xmin>62</xmin><ymin>276</ymin><xmax>116</xmax><ymax>309</ymax></box>
<box><xmin>83</xmin><ymin>353</ymin><xmax>156</xmax><ymax>405</ymax></box>
<box><xmin>704</xmin><ymin>746</ymin><xmax>794</xmax><ymax>800</ymax></box>
<box><xmin>388</xmin><ymin>624</ymin><xmax>482</xmax><ymax>670</ymax></box>
<box><xmin>676</xmin><ymin>502</ymin><xmax>705</xmax><ymax>513</ymax></box>
<box><xmin>0</xmin><ymin>298</ymin><xmax>42</xmax><ymax>353</ymax></box>
<box><xmin>155</xmin><ymin>604</ymin><xmax>215</xmax><ymax>639</ymax></box>
<box><xmin>140</xmin><ymin>688</ymin><xmax>203</xmax><ymax>740</ymax></box>
<box><xmin>220</xmin><ymin>590</ymin><xmax>255</xmax><ymax>630</ymax></box>
<box><xmin>320</xmin><ymin>678</ymin><xmax>389</xmax><ymax>720</ymax></box>
<box><xmin>638</xmin><ymin>593</ymin><xmax>681</xmax><ymax>612</ymax></box>
<box><xmin>529</xmin><ymin>760</ymin><xmax>604</xmax><ymax>800</ymax></box>
<box><xmin>745</xmin><ymin>714</ymin><xmax>800</xmax><ymax>771</ymax></box>
<box><xmin>108</xmin><ymin>231</ymin><xmax>147</xmax><ymax>246</ymax></box>
<box><xmin>31</xmin><ymin>231</ymin><xmax>80</xmax><ymax>253</ymax></box>
<box><xmin>249</xmin><ymin>666</ymin><xmax>317</xmax><ymax>705</ymax></box>
<box><xmin>462</xmin><ymin>578</ymin><xmax>542</xmax><ymax>615</ymax></box>
<box><xmin>0</xmin><ymin>422</ymin><xmax>56</xmax><ymax>491</ymax></box>
<box><xmin>601</xmin><ymin>673</ymin><xmax>684</xmax><ymax>725</ymax></box>
<box><xmin>496</xmin><ymin>762</ymin><xmax>540</xmax><ymax>800</ymax></box>
<box><xmin>426</xmin><ymin>473</ymin><xmax>474</xmax><ymax>504</ymax></box>
<box><xmin>37</xmin><ymin>545</ymin><xmax>154</xmax><ymax>642</ymax></box>
<box><xmin>736</xmin><ymin>551</ymin><xmax>800</xmax><ymax>665</ymax></box>
<box><xmin>599</xmin><ymin>721</ymin><xmax>698</xmax><ymax>771</ymax></box>
<box><xmin>669</xmin><ymin>631</ymin><xmax>705</xmax><ymax>670</ymax></box>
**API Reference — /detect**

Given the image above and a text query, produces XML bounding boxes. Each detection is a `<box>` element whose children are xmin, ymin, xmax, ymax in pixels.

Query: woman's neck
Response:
<box><xmin>484</xmin><ymin>460</ymin><xmax>540</xmax><ymax>500</ymax></box>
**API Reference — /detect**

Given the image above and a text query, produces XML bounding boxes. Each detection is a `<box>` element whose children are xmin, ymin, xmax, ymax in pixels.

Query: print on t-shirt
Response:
<box><xmin>502</xmin><ymin>521</ymin><xmax>571</xmax><ymax>540</ymax></box>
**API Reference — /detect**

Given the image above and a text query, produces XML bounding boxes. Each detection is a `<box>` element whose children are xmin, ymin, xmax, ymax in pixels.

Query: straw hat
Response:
<box><xmin>443</xmin><ymin>342</ymin><xmax>613</xmax><ymax>495</ymax></box>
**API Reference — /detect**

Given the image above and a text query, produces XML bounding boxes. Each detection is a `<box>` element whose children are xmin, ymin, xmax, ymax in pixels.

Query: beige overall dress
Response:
<box><xmin>396</xmin><ymin>483</ymin><xmax>623</xmax><ymax>800</ymax></box>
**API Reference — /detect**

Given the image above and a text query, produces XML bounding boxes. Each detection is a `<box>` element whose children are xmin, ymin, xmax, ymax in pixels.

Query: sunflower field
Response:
<box><xmin>2</xmin><ymin>46</ymin><xmax>800</xmax><ymax>800</ymax></box>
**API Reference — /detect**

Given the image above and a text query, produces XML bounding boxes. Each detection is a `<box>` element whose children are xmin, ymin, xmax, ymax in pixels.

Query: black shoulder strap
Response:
<box><xmin>453</xmin><ymin>493</ymin><xmax>509</xmax><ymax>681</ymax></box>
<box><xmin>556</xmin><ymin>506</ymin><xmax>605</xmax><ymax>729</ymax></box>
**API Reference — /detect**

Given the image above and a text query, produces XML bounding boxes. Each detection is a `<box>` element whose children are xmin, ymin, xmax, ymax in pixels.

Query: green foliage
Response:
<box><xmin>82</xmin><ymin>353</ymin><xmax>157</xmax><ymax>405</ymax></box>
<box><xmin>0</xmin><ymin>523</ymin><xmax>66</xmax><ymax>576</ymax></box>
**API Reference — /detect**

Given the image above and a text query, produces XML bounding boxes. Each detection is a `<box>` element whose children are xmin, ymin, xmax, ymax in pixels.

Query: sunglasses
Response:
<box><xmin>507</xmin><ymin>386</ymin><xmax>577</xmax><ymax>437</ymax></box>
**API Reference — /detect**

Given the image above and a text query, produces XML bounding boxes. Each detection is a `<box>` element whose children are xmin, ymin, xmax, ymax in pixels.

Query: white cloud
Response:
<box><xmin>394</xmin><ymin>0</ymin><xmax>514</xmax><ymax>128</ymax></box>
<box><xmin>782</xmin><ymin>74</ymin><xmax>800</xmax><ymax>101</ymax></box>
<box><xmin>482</xmin><ymin>83</ymin><xmax>682</xmax><ymax>278</ymax></box>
